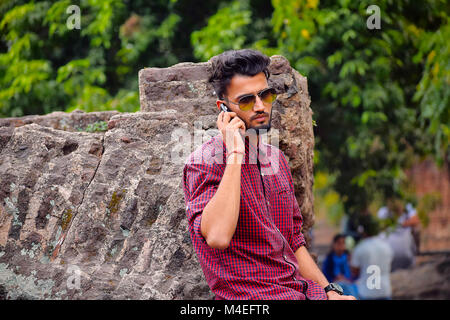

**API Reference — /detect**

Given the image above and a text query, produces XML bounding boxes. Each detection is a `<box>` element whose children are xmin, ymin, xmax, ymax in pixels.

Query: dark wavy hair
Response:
<box><xmin>208</xmin><ymin>49</ymin><xmax>271</xmax><ymax>100</ymax></box>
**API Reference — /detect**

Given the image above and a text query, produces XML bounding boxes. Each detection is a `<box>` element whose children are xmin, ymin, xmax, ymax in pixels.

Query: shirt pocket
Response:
<box><xmin>269</xmin><ymin>178</ymin><xmax>294</xmax><ymax>236</ymax></box>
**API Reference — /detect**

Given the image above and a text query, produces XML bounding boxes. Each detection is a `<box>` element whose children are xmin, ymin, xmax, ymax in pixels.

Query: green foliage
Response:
<box><xmin>416</xmin><ymin>192</ymin><xmax>441</xmax><ymax>228</ymax></box>
<box><xmin>413</xmin><ymin>19</ymin><xmax>450</xmax><ymax>165</ymax></box>
<box><xmin>265</xmin><ymin>0</ymin><xmax>448</xmax><ymax>216</ymax></box>
<box><xmin>0</xmin><ymin>0</ymin><xmax>221</xmax><ymax>116</ymax></box>
<box><xmin>77</xmin><ymin>120</ymin><xmax>108</xmax><ymax>132</ymax></box>
<box><xmin>190</xmin><ymin>0</ymin><xmax>279</xmax><ymax>60</ymax></box>
<box><xmin>314</xmin><ymin>171</ymin><xmax>345</xmax><ymax>225</ymax></box>
<box><xmin>191</xmin><ymin>1</ymin><xmax>252</xmax><ymax>61</ymax></box>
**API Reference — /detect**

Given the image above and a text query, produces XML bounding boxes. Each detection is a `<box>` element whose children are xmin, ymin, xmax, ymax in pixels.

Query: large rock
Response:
<box><xmin>0</xmin><ymin>55</ymin><xmax>315</xmax><ymax>299</ymax></box>
<box><xmin>0</xmin><ymin>109</ymin><xmax>120</xmax><ymax>132</ymax></box>
<box><xmin>0</xmin><ymin>111</ymin><xmax>212</xmax><ymax>300</ymax></box>
<box><xmin>391</xmin><ymin>255</ymin><xmax>450</xmax><ymax>299</ymax></box>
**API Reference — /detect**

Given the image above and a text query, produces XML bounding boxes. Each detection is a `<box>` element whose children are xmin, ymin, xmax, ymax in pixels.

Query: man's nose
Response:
<box><xmin>253</xmin><ymin>95</ymin><xmax>265</xmax><ymax>112</ymax></box>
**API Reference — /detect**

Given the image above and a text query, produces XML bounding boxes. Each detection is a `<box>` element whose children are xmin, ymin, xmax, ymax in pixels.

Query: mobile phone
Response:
<box><xmin>220</xmin><ymin>103</ymin><xmax>230</xmax><ymax>113</ymax></box>
<box><xmin>219</xmin><ymin>103</ymin><xmax>246</xmax><ymax>134</ymax></box>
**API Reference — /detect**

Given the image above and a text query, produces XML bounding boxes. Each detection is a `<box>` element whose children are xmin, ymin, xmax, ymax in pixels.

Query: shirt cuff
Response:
<box><xmin>291</xmin><ymin>232</ymin><xmax>307</xmax><ymax>253</ymax></box>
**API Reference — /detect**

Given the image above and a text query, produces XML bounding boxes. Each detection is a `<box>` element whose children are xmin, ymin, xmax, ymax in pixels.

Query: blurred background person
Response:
<box><xmin>322</xmin><ymin>234</ymin><xmax>359</xmax><ymax>298</ymax></box>
<box><xmin>398</xmin><ymin>203</ymin><xmax>421</xmax><ymax>253</ymax></box>
<box><xmin>377</xmin><ymin>199</ymin><xmax>420</xmax><ymax>271</ymax></box>
<box><xmin>350</xmin><ymin>214</ymin><xmax>393</xmax><ymax>300</ymax></box>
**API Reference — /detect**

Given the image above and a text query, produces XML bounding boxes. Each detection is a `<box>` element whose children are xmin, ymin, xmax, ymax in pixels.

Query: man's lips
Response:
<box><xmin>253</xmin><ymin>114</ymin><xmax>267</xmax><ymax>121</ymax></box>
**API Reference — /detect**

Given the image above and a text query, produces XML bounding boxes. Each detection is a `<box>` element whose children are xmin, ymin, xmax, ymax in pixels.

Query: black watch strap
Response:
<box><xmin>324</xmin><ymin>283</ymin><xmax>344</xmax><ymax>295</ymax></box>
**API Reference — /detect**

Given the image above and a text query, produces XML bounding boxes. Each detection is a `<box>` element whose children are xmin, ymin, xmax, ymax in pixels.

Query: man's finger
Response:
<box><xmin>228</xmin><ymin>116</ymin><xmax>242</xmax><ymax>126</ymax></box>
<box><xmin>223</xmin><ymin>112</ymin><xmax>236</xmax><ymax>124</ymax></box>
<box><xmin>231</xmin><ymin>121</ymin><xmax>246</xmax><ymax>131</ymax></box>
<box><xmin>233</xmin><ymin>117</ymin><xmax>246</xmax><ymax>129</ymax></box>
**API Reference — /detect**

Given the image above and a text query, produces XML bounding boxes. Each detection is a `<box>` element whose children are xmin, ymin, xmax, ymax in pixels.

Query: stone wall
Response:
<box><xmin>391</xmin><ymin>254</ymin><xmax>450</xmax><ymax>299</ymax></box>
<box><xmin>406</xmin><ymin>159</ymin><xmax>450</xmax><ymax>252</ymax></box>
<box><xmin>0</xmin><ymin>56</ymin><xmax>315</xmax><ymax>299</ymax></box>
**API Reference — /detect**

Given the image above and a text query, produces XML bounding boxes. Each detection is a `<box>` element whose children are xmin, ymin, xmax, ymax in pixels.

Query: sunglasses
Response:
<box><xmin>226</xmin><ymin>87</ymin><xmax>277</xmax><ymax>111</ymax></box>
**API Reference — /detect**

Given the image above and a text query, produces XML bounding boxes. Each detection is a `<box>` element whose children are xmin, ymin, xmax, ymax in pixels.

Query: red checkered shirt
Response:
<box><xmin>182</xmin><ymin>134</ymin><xmax>327</xmax><ymax>300</ymax></box>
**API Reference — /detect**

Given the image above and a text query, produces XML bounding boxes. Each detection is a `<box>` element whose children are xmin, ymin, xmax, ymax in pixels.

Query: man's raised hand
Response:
<box><xmin>217</xmin><ymin>111</ymin><xmax>246</xmax><ymax>155</ymax></box>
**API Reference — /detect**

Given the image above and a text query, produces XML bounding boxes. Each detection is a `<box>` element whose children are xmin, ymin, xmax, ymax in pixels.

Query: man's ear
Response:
<box><xmin>216</xmin><ymin>100</ymin><xmax>225</xmax><ymax>110</ymax></box>
<box><xmin>216</xmin><ymin>100</ymin><xmax>230</xmax><ymax>112</ymax></box>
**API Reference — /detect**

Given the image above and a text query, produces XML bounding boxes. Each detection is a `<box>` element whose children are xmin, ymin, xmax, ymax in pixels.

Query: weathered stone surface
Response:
<box><xmin>0</xmin><ymin>111</ymin><xmax>212</xmax><ymax>300</ymax></box>
<box><xmin>0</xmin><ymin>110</ymin><xmax>120</xmax><ymax>132</ymax></box>
<box><xmin>139</xmin><ymin>55</ymin><xmax>316</xmax><ymax>244</ymax></box>
<box><xmin>0</xmin><ymin>55</ymin><xmax>316</xmax><ymax>299</ymax></box>
<box><xmin>391</xmin><ymin>255</ymin><xmax>450</xmax><ymax>299</ymax></box>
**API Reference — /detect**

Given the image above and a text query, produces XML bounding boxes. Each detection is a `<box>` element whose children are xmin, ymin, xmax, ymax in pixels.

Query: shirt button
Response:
<box><xmin>293</xmin><ymin>277</ymin><xmax>297</xmax><ymax>281</ymax></box>
<box><xmin>283</xmin><ymin>255</ymin><xmax>288</xmax><ymax>260</ymax></box>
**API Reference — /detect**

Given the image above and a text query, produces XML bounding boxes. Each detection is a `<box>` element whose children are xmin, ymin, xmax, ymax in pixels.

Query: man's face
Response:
<box><xmin>219</xmin><ymin>72</ymin><xmax>273</xmax><ymax>133</ymax></box>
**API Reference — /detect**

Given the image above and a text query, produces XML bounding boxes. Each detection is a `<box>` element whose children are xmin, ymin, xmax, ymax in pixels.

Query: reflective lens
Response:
<box><xmin>237</xmin><ymin>88</ymin><xmax>277</xmax><ymax>111</ymax></box>
<box><xmin>259</xmin><ymin>88</ymin><xmax>277</xmax><ymax>104</ymax></box>
<box><xmin>238</xmin><ymin>95</ymin><xmax>255</xmax><ymax>111</ymax></box>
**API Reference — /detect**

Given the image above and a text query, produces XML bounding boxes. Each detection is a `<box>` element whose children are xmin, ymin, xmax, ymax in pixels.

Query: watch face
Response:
<box><xmin>333</xmin><ymin>283</ymin><xmax>344</xmax><ymax>294</ymax></box>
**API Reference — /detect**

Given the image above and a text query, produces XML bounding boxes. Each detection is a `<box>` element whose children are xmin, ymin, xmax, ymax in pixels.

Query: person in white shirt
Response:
<box><xmin>350</xmin><ymin>214</ymin><xmax>393</xmax><ymax>300</ymax></box>
<box><xmin>376</xmin><ymin>201</ymin><xmax>420</xmax><ymax>270</ymax></box>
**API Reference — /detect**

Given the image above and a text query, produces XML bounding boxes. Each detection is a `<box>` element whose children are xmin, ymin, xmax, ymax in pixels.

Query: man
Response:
<box><xmin>377</xmin><ymin>199</ymin><xmax>419</xmax><ymax>270</ymax></box>
<box><xmin>182</xmin><ymin>49</ymin><xmax>355</xmax><ymax>300</ymax></box>
<box><xmin>350</xmin><ymin>214</ymin><xmax>393</xmax><ymax>300</ymax></box>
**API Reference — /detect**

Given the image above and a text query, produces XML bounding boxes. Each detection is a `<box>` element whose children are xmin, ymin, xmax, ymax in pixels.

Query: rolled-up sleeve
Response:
<box><xmin>291</xmin><ymin>196</ymin><xmax>307</xmax><ymax>252</ymax></box>
<box><xmin>278</xmin><ymin>149</ymin><xmax>307</xmax><ymax>252</ymax></box>
<box><xmin>182</xmin><ymin>162</ymin><xmax>223</xmax><ymax>240</ymax></box>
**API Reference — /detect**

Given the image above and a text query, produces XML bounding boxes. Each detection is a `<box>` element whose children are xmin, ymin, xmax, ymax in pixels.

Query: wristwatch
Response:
<box><xmin>324</xmin><ymin>283</ymin><xmax>344</xmax><ymax>295</ymax></box>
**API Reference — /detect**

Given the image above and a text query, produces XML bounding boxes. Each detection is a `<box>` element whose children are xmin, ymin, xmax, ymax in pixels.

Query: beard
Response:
<box><xmin>246</xmin><ymin>107</ymin><xmax>273</xmax><ymax>135</ymax></box>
